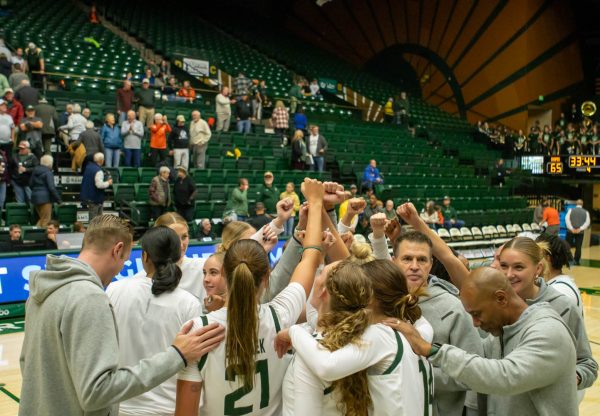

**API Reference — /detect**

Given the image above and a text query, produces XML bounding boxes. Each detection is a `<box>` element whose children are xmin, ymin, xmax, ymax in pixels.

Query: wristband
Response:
<box><xmin>300</xmin><ymin>245</ymin><xmax>323</xmax><ymax>254</ymax></box>
<box><xmin>171</xmin><ymin>345</ymin><xmax>188</xmax><ymax>367</ymax></box>
<box><xmin>427</xmin><ymin>343</ymin><xmax>442</xmax><ymax>358</ymax></box>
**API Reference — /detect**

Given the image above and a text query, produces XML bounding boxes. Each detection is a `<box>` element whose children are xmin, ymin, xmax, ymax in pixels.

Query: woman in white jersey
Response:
<box><xmin>175</xmin><ymin>179</ymin><xmax>326</xmax><ymax>416</ymax></box>
<box><xmin>107</xmin><ymin>226</ymin><xmax>216</xmax><ymax>416</ymax></box>
<box><xmin>279</xmin><ymin>259</ymin><xmax>432</xmax><ymax>416</ymax></box>
<box><xmin>536</xmin><ymin>233</ymin><xmax>583</xmax><ymax>315</ymax></box>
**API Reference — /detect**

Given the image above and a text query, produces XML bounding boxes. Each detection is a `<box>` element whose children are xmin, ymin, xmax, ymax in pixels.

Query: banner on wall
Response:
<box><xmin>318</xmin><ymin>78</ymin><xmax>338</xmax><ymax>94</ymax></box>
<box><xmin>0</xmin><ymin>241</ymin><xmax>285</xmax><ymax>315</ymax></box>
<box><xmin>182</xmin><ymin>57</ymin><xmax>210</xmax><ymax>77</ymax></box>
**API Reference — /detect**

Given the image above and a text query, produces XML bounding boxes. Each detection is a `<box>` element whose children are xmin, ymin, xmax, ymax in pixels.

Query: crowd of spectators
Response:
<box><xmin>478</xmin><ymin>104</ymin><xmax>599</xmax><ymax>157</ymax></box>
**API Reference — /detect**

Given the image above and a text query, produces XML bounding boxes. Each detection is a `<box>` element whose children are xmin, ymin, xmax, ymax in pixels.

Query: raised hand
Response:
<box><xmin>370</xmin><ymin>212</ymin><xmax>388</xmax><ymax>238</ymax></box>
<box><xmin>276</xmin><ymin>198</ymin><xmax>295</xmax><ymax>221</ymax></box>
<box><xmin>296</xmin><ymin>202</ymin><xmax>309</xmax><ymax>231</ymax></box>
<box><xmin>347</xmin><ymin>198</ymin><xmax>367</xmax><ymax>216</ymax></box>
<box><xmin>257</xmin><ymin>224</ymin><xmax>278</xmax><ymax>253</ymax></box>
<box><xmin>172</xmin><ymin>321</ymin><xmax>225</xmax><ymax>363</ymax></box>
<box><xmin>322</xmin><ymin>182</ymin><xmax>346</xmax><ymax>207</ymax></box>
<box><xmin>385</xmin><ymin>219</ymin><xmax>401</xmax><ymax>241</ymax></box>
<box><xmin>340</xmin><ymin>231</ymin><xmax>355</xmax><ymax>250</ymax></box>
<box><xmin>301</xmin><ymin>178</ymin><xmax>324</xmax><ymax>204</ymax></box>
<box><xmin>397</xmin><ymin>202</ymin><xmax>420</xmax><ymax>226</ymax></box>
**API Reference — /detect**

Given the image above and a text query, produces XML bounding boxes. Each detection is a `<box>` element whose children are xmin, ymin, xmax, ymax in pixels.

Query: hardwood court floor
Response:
<box><xmin>1</xmin><ymin>247</ymin><xmax>600</xmax><ymax>415</ymax></box>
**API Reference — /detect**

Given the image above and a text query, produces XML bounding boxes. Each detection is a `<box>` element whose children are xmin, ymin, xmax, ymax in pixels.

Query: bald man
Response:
<box><xmin>387</xmin><ymin>267</ymin><xmax>578</xmax><ymax>416</ymax></box>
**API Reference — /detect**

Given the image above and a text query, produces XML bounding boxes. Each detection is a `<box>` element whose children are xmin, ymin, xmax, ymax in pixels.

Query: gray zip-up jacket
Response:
<box><xmin>527</xmin><ymin>278</ymin><xmax>597</xmax><ymax>389</ymax></box>
<box><xmin>432</xmin><ymin>302</ymin><xmax>578</xmax><ymax>416</ymax></box>
<box><xmin>19</xmin><ymin>255</ymin><xmax>186</xmax><ymax>416</ymax></box>
<box><xmin>421</xmin><ymin>276</ymin><xmax>485</xmax><ymax>416</ymax></box>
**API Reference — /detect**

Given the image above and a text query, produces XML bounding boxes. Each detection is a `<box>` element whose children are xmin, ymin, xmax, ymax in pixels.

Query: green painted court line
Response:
<box><xmin>0</xmin><ymin>384</ymin><xmax>20</xmax><ymax>403</ymax></box>
<box><xmin>580</xmin><ymin>288</ymin><xmax>600</xmax><ymax>296</ymax></box>
<box><xmin>579</xmin><ymin>259</ymin><xmax>600</xmax><ymax>268</ymax></box>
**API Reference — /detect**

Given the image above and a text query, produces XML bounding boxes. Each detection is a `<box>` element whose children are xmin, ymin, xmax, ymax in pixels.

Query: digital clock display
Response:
<box><xmin>546</xmin><ymin>157</ymin><xmax>563</xmax><ymax>175</ymax></box>
<box><xmin>568</xmin><ymin>156</ymin><xmax>599</xmax><ymax>168</ymax></box>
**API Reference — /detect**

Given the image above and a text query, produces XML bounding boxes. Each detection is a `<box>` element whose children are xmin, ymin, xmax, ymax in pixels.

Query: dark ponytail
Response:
<box><xmin>140</xmin><ymin>226</ymin><xmax>183</xmax><ymax>296</ymax></box>
<box><xmin>536</xmin><ymin>233</ymin><xmax>573</xmax><ymax>271</ymax></box>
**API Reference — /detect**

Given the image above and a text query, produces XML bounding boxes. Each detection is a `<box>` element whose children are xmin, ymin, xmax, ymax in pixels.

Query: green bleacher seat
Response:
<box><xmin>130</xmin><ymin>201</ymin><xmax>151</xmax><ymax>226</ymax></box>
<box><xmin>54</xmin><ymin>204</ymin><xmax>77</xmax><ymax>225</ymax></box>
<box><xmin>113</xmin><ymin>184</ymin><xmax>136</xmax><ymax>207</ymax></box>
<box><xmin>6</xmin><ymin>203</ymin><xmax>30</xmax><ymax>226</ymax></box>
<box><xmin>119</xmin><ymin>167</ymin><xmax>139</xmax><ymax>183</ymax></box>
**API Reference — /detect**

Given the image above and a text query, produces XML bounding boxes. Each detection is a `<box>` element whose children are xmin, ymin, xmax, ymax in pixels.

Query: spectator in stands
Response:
<box><xmin>361</xmin><ymin>159</ymin><xmax>383</xmax><ymax>190</ymax></box>
<box><xmin>59</xmin><ymin>103</ymin><xmax>86</xmax><ymax>145</ymax></box>
<box><xmin>293</xmin><ymin>106</ymin><xmax>307</xmax><ymax>133</ymax></box>
<box><xmin>306</xmin><ymin>124</ymin><xmax>327</xmax><ymax>172</ymax></box>
<box><xmin>259</xmin><ymin>171</ymin><xmax>279</xmax><ymax>216</ymax></box>
<box><xmin>394</xmin><ymin>91</ymin><xmax>409</xmax><ymax>126</ymax></box>
<box><xmin>8</xmin><ymin>64</ymin><xmax>28</xmax><ymax>92</ymax></box>
<box><xmin>81</xmin><ymin>152</ymin><xmax>112</xmax><ymax>221</ymax></box>
<box><xmin>43</xmin><ymin>220</ymin><xmax>60</xmax><ymax>250</ymax></box>
<box><xmin>168</xmin><ymin>115</ymin><xmax>190</xmax><ymax>170</ymax></box>
<box><xmin>0</xmin><ymin>98</ymin><xmax>14</xmax><ymax>155</ymax></box>
<box><xmin>15</xmin><ymin>80</ymin><xmax>38</xmax><ymax>108</ymax></box>
<box><xmin>189</xmin><ymin>110</ymin><xmax>211</xmax><ymax>169</ymax></box>
<box><xmin>79</xmin><ymin>121</ymin><xmax>103</xmax><ymax>159</ymax></box>
<box><xmin>0</xmin><ymin>146</ymin><xmax>7</xmax><ymax>211</ymax></box>
<box><xmin>0</xmin><ymin>71</ymin><xmax>7</xmax><ymax>96</ymax></box>
<box><xmin>100</xmin><ymin>113</ymin><xmax>122</xmax><ymax>168</ymax></box>
<box><xmin>198</xmin><ymin>218</ymin><xmax>215</xmax><ymax>241</ymax></box>
<box><xmin>492</xmin><ymin>158</ymin><xmax>508</xmax><ymax>187</ymax></box>
<box><xmin>161</xmin><ymin>77</ymin><xmax>179</xmax><ymax>102</ymax></box>
<box><xmin>73</xmin><ymin>221</ymin><xmax>85</xmax><ymax>233</ymax></box>
<box><xmin>246</xmin><ymin>202</ymin><xmax>271</xmax><ymax>231</ymax></box>
<box><xmin>233</xmin><ymin>72</ymin><xmax>251</xmax><ymax>99</ymax></box>
<box><xmin>309</xmin><ymin>79</ymin><xmax>320</xmax><ymax>97</ymax></box>
<box><xmin>258</xmin><ymin>80</ymin><xmax>272</xmax><ymax>120</ymax></box>
<box><xmin>149</xmin><ymin>166</ymin><xmax>171</xmax><ymax>220</ymax></box>
<box><xmin>570</xmin><ymin>103</ymin><xmax>579</xmax><ymax>123</ymax></box>
<box><xmin>271</xmin><ymin>100</ymin><xmax>289</xmax><ymax>146</ymax></box>
<box><xmin>89</xmin><ymin>4</ymin><xmax>100</xmax><ymax>24</ymax></box>
<box><xmin>540</xmin><ymin>199</ymin><xmax>560</xmax><ymax>235</ymax></box>
<box><xmin>279</xmin><ymin>182</ymin><xmax>300</xmax><ymax>236</ymax></box>
<box><xmin>441</xmin><ymin>196</ymin><xmax>465</xmax><ymax>229</ymax></box>
<box><xmin>173</xmin><ymin>166</ymin><xmax>196</xmax><ymax>222</ymax></box>
<box><xmin>363</xmin><ymin>193</ymin><xmax>384</xmax><ymax>220</ymax></box>
<box><xmin>139</xmin><ymin>68</ymin><xmax>155</xmax><ymax>86</ymax></box>
<box><xmin>30</xmin><ymin>154</ymin><xmax>60</xmax><ymax>227</ymax></box>
<box><xmin>4</xmin><ymin>88</ymin><xmax>24</xmax><ymax>126</ymax></box>
<box><xmin>25</xmin><ymin>42</ymin><xmax>45</xmax><ymax>89</ymax></box>
<box><xmin>0</xmin><ymin>54</ymin><xmax>10</xmax><ymax>79</ymax></box>
<box><xmin>235</xmin><ymin>94</ymin><xmax>253</xmax><ymax>134</ymax></box>
<box><xmin>10</xmin><ymin>47</ymin><xmax>25</xmax><ymax>71</ymax></box>
<box><xmin>82</xmin><ymin>107</ymin><xmax>91</xmax><ymax>121</ymax></box>
<box><xmin>11</xmin><ymin>140</ymin><xmax>37</xmax><ymax>204</ymax></box>
<box><xmin>177</xmin><ymin>80</ymin><xmax>196</xmax><ymax>103</ymax></box>
<box><xmin>135</xmin><ymin>78</ymin><xmax>156</xmax><ymax>129</ymax></box>
<box><xmin>226</xmin><ymin>178</ymin><xmax>249</xmax><ymax>221</ymax></box>
<box><xmin>116</xmin><ymin>80</ymin><xmax>134</xmax><ymax>125</ymax></box>
<box><xmin>290</xmin><ymin>129</ymin><xmax>308</xmax><ymax>170</ymax></box>
<box><xmin>384</xmin><ymin>199</ymin><xmax>397</xmax><ymax>221</ymax></box>
<box><xmin>59</xmin><ymin>103</ymin><xmax>73</xmax><ymax>128</ymax></box>
<box><xmin>9</xmin><ymin>224</ymin><xmax>22</xmax><ymax>246</ymax></box>
<box><xmin>420</xmin><ymin>200</ymin><xmax>442</xmax><ymax>230</ymax></box>
<box><xmin>120</xmin><ymin>110</ymin><xmax>143</xmax><ymax>168</ymax></box>
<box><xmin>533</xmin><ymin>201</ymin><xmax>544</xmax><ymax>224</ymax></box>
<box><xmin>288</xmin><ymin>80</ymin><xmax>304</xmax><ymax>114</ymax></box>
<box><xmin>565</xmin><ymin>199</ymin><xmax>590</xmax><ymax>266</ymax></box>
<box><xmin>384</xmin><ymin>97</ymin><xmax>394</xmax><ymax>124</ymax></box>
<box><xmin>215</xmin><ymin>86</ymin><xmax>234</xmax><ymax>133</ymax></box>
<box><xmin>19</xmin><ymin>105</ymin><xmax>44</xmax><ymax>158</ymax></box>
<box><xmin>150</xmin><ymin>113</ymin><xmax>171</xmax><ymax>166</ymax></box>
<box><xmin>35</xmin><ymin>97</ymin><xmax>58</xmax><ymax>156</ymax></box>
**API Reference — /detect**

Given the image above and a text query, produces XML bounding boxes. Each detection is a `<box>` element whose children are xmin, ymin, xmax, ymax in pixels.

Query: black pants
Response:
<box><xmin>150</xmin><ymin>148</ymin><xmax>168</xmax><ymax>167</ymax></box>
<box><xmin>151</xmin><ymin>205</ymin><xmax>167</xmax><ymax>220</ymax></box>
<box><xmin>176</xmin><ymin>205</ymin><xmax>194</xmax><ymax>222</ymax></box>
<box><xmin>567</xmin><ymin>232</ymin><xmax>584</xmax><ymax>263</ymax></box>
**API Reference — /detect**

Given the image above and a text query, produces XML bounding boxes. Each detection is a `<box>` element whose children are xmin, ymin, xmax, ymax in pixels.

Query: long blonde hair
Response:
<box><xmin>218</xmin><ymin>221</ymin><xmax>253</xmax><ymax>253</ymax></box>
<box><xmin>223</xmin><ymin>239</ymin><xmax>270</xmax><ymax>388</ymax></box>
<box><xmin>501</xmin><ymin>237</ymin><xmax>550</xmax><ymax>277</ymax></box>
<box><xmin>318</xmin><ymin>260</ymin><xmax>373</xmax><ymax>416</ymax></box>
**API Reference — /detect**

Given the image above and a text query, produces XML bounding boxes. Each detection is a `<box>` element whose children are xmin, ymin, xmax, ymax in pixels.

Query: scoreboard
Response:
<box><xmin>545</xmin><ymin>155</ymin><xmax>600</xmax><ymax>176</ymax></box>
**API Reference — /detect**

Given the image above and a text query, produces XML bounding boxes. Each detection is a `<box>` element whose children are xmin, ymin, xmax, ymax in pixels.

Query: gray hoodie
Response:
<box><xmin>420</xmin><ymin>276</ymin><xmax>485</xmax><ymax>416</ymax></box>
<box><xmin>432</xmin><ymin>302</ymin><xmax>578</xmax><ymax>416</ymax></box>
<box><xmin>19</xmin><ymin>255</ymin><xmax>185</xmax><ymax>416</ymax></box>
<box><xmin>527</xmin><ymin>278</ymin><xmax>597</xmax><ymax>389</ymax></box>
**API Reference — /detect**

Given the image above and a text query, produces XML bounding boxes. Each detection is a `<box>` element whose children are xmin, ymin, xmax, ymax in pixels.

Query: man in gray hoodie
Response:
<box><xmin>388</xmin><ymin>267</ymin><xmax>578</xmax><ymax>416</ymax></box>
<box><xmin>19</xmin><ymin>215</ymin><xmax>225</xmax><ymax>416</ymax></box>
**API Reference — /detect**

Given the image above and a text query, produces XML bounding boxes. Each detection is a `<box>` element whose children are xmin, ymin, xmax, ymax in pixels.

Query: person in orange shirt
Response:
<box><xmin>150</xmin><ymin>113</ymin><xmax>171</xmax><ymax>166</ymax></box>
<box><xmin>177</xmin><ymin>81</ymin><xmax>196</xmax><ymax>103</ymax></box>
<box><xmin>541</xmin><ymin>199</ymin><xmax>560</xmax><ymax>235</ymax></box>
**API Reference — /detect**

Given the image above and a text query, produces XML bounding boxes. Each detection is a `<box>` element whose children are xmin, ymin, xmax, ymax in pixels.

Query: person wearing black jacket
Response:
<box><xmin>167</xmin><ymin>115</ymin><xmax>190</xmax><ymax>170</ymax></box>
<box><xmin>173</xmin><ymin>166</ymin><xmax>196</xmax><ymax>222</ymax></box>
<box><xmin>235</xmin><ymin>94</ymin><xmax>253</xmax><ymax>134</ymax></box>
<box><xmin>11</xmin><ymin>140</ymin><xmax>38</xmax><ymax>204</ymax></box>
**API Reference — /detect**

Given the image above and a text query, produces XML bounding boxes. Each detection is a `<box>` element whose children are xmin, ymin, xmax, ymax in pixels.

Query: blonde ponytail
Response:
<box><xmin>348</xmin><ymin>241</ymin><xmax>375</xmax><ymax>265</ymax></box>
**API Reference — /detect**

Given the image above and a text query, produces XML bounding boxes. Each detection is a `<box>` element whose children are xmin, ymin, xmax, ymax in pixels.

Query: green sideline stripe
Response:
<box><xmin>0</xmin><ymin>385</ymin><xmax>20</xmax><ymax>403</ymax></box>
<box><xmin>465</xmin><ymin>32</ymin><xmax>578</xmax><ymax>109</ymax></box>
<box><xmin>0</xmin><ymin>318</ymin><xmax>25</xmax><ymax>335</ymax></box>
<box><xmin>460</xmin><ymin>0</ymin><xmax>555</xmax><ymax>88</ymax></box>
<box><xmin>451</xmin><ymin>0</ymin><xmax>509</xmax><ymax>71</ymax></box>
<box><xmin>580</xmin><ymin>259</ymin><xmax>600</xmax><ymax>269</ymax></box>
<box><xmin>580</xmin><ymin>288</ymin><xmax>600</xmax><ymax>296</ymax></box>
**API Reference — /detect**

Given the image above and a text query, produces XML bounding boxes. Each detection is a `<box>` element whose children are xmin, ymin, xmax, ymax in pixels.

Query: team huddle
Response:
<box><xmin>18</xmin><ymin>179</ymin><xmax>596</xmax><ymax>416</ymax></box>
